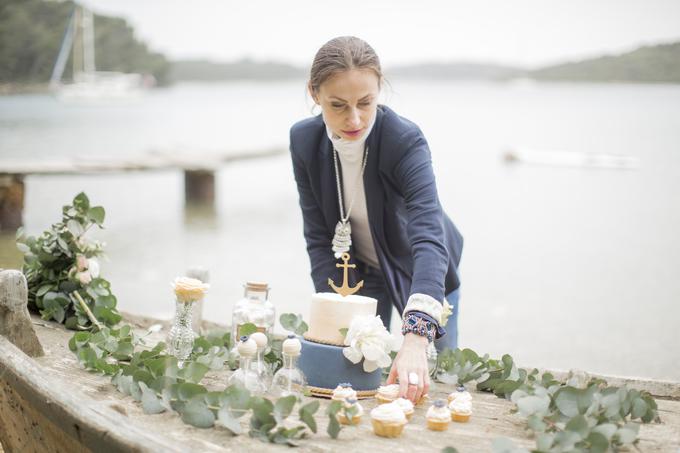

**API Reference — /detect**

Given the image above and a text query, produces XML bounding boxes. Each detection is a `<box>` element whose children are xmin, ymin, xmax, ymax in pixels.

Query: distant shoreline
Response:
<box><xmin>3</xmin><ymin>77</ymin><xmax>680</xmax><ymax>96</ymax></box>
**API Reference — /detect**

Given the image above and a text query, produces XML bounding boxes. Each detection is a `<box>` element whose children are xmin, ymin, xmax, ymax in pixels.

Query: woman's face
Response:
<box><xmin>311</xmin><ymin>69</ymin><xmax>380</xmax><ymax>141</ymax></box>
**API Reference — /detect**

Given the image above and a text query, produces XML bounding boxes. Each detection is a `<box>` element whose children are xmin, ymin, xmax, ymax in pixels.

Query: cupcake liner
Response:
<box><xmin>376</xmin><ymin>394</ymin><xmax>396</xmax><ymax>405</ymax></box>
<box><xmin>371</xmin><ymin>419</ymin><xmax>406</xmax><ymax>438</ymax></box>
<box><xmin>427</xmin><ymin>418</ymin><xmax>450</xmax><ymax>431</ymax></box>
<box><xmin>338</xmin><ymin>413</ymin><xmax>361</xmax><ymax>425</ymax></box>
<box><xmin>451</xmin><ymin>412</ymin><xmax>471</xmax><ymax>423</ymax></box>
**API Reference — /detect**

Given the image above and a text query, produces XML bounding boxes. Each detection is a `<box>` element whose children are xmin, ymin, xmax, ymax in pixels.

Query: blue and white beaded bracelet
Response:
<box><xmin>401</xmin><ymin>312</ymin><xmax>437</xmax><ymax>342</ymax></box>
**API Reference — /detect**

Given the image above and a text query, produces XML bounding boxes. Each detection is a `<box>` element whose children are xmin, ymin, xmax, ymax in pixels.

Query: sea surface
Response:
<box><xmin>1</xmin><ymin>79</ymin><xmax>679</xmax><ymax>381</ymax></box>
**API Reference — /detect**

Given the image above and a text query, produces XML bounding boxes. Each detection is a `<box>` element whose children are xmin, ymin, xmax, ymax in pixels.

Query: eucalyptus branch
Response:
<box><xmin>71</xmin><ymin>291</ymin><xmax>103</xmax><ymax>330</ymax></box>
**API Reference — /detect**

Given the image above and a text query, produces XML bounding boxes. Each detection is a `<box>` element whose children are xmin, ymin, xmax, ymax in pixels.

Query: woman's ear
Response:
<box><xmin>308</xmin><ymin>82</ymin><xmax>319</xmax><ymax>105</ymax></box>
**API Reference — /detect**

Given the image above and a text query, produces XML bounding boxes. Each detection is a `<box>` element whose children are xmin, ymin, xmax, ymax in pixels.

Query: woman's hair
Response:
<box><xmin>309</xmin><ymin>36</ymin><xmax>383</xmax><ymax>94</ymax></box>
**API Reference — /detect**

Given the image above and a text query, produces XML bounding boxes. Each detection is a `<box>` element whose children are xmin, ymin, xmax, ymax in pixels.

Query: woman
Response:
<box><xmin>289</xmin><ymin>36</ymin><xmax>463</xmax><ymax>404</ymax></box>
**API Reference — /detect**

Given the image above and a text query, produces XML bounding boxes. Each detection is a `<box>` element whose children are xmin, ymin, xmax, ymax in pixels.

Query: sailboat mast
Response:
<box><xmin>72</xmin><ymin>7</ymin><xmax>83</xmax><ymax>79</ymax></box>
<box><xmin>83</xmin><ymin>7</ymin><xmax>96</xmax><ymax>74</ymax></box>
<box><xmin>49</xmin><ymin>9</ymin><xmax>76</xmax><ymax>88</ymax></box>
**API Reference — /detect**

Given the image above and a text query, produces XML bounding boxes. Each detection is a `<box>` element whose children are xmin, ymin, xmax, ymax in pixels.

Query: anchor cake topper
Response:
<box><xmin>328</xmin><ymin>252</ymin><xmax>364</xmax><ymax>297</ymax></box>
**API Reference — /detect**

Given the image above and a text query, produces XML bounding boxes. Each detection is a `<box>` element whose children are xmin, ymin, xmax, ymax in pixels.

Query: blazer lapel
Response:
<box><xmin>318</xmin><ymin>134</ymin><xmax>340</xmax><ymax>234</ymax></box>
<box><xmin>364</xmin><ymin>108</ymin><xmax>387</xmax><ymax>261</ymax></box>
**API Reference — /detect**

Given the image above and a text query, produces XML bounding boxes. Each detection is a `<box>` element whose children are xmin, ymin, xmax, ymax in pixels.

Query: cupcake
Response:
<box><xmin>426</xmin><ymin>399</ymin><xmax>451</xmax><ymax>431</ymax></box>
<box><xmin>393</xmin><ymin>398</ymin><xmax>415</xmax><ymax>421</ymax></box>
<box><xmin>370</xmin><ymin>402</ymin><xmax>407</xmax><ymax>438</ymax></box>
<box><xmin>415</xmin><ymin>393</ymin><xmax>430</xmax><ymax>407</ymax></box>
<box><xmin>375</xmin><ymin>384</ymin><xmax>400</xmax><ymax>404</ymax></box>
<box><xmin>338</xmin><ymin>397</ymin><xmax>363</xmax><ymax>425</ymax></box>
<box><xmin>449</xmin><ymin>397</ymin><xmax>472</xmax><ymax>422</ymax></box>
<box><xmin>447</xmin><ymin>384</ymin><xmax>472</xmax><ymax>404</ymax></box>
<box><xmin>331</xmin><ymin>383</ymin><xmax>357</xmax><ymax>402</ymax></box>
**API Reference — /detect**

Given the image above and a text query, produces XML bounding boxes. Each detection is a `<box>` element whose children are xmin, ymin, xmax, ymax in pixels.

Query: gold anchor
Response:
<box><xmin>328</xmin><ymin>252</ymin><xmax>364</xmax><ymax>297</ymax></box>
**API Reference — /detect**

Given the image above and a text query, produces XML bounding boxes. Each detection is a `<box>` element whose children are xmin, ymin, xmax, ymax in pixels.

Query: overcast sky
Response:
<box><xmin>79</xmin><ymin>0</ymin><xmax>680</xmax><ymax>69</ymax></box>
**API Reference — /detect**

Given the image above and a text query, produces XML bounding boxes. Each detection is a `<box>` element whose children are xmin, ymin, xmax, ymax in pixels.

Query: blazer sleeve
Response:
<box><xmin>392</xmin><ymin>126</ymin><xmax>449</xmax><ymax>306</ymax></box>
<box><xmin>290</xmin><ymin>142</ymin><xmax>338</xmax><ymax>293</ymax></box>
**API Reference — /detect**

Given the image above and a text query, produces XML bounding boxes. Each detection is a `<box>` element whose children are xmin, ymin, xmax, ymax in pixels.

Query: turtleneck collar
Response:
<box><xmin>324</xmin><ymin>110</ymin><xmax>376</xmax><ymax>159</ymax></box>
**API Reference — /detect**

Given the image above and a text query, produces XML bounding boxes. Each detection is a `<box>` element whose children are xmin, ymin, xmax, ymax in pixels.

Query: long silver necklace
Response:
<box><xmin>332</xmin><ymin>144</ymin><xmax>369</xmax><ymax>258</ymax></box>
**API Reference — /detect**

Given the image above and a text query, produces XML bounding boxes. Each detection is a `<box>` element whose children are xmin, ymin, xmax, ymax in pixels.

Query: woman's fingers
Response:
<box><xmin>386</xmin><ymin>362</ymin><xmax>398</xmax><ymax>385</ymax></box>
<box><xmin>414</xmin><ymin>369</ymin><xmax>425</xmax><ymax>403</ymax></box>
<box><xmin>423</xmin><ymin>372</ymin><xmax>431</xmax><ymax>400</ymax></box>
<box><xmin>398</xmin><ymin>367</ymin><xmax>409</xmax><ymax>399</ymax></box>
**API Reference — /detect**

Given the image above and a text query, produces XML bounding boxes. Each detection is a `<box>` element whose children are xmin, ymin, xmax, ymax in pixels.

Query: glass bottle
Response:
<box><xmin>250</xmin><ymin>332</ymin><xmax>273</xmax><ymax>389</ymax></box>
<box><xmin>167</xmin><ymin>298</ymin><xmax>195</xmax><ymax>368</ymax></box>
<box><xmin>227</xmin><ymin>335</ymin><xmax>268</xmax><ymax>395</ymax></box>
<box><xmin>271</xmin><ymin>335</ymin><xmax>306</xmax><ymax>398</ymax></box>
<box><xmin>230</xmin><ymin>281</ymin><xmax>275</xmax><ymax>360</ymax></box>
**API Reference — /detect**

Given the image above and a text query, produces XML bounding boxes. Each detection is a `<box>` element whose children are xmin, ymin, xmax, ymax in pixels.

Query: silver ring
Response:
<box><xmin>408</xmin><ymin>372</ymin><xmax>419</xmax><ymax>386</ymax></box>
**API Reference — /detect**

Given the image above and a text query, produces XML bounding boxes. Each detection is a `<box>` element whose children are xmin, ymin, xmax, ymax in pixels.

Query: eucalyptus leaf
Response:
<box><xmin>181</xmin><ymin>398</ymin><xmax>215</xmax><ymax>428</ymax></box>
<box><xmin>87</xmin><ymin>206</ymin><xmax>106</xmax><ymax>225</ymax></box>
<box><xmin>139</xmin><ymin>382</ymin><xmax>165</xmax><ymax>414</ymax></box>
<box><xmin>516</xmin><ymin>395</ymin><xmax>550</xmax><ymax>417</ymax></box>
<box><xmin>586</xmin><ymin>432</ymin><xmax>609</xmax><ymax>453</ymax></box>
<box><xmin>217</xmin><ymin>406</ymin><xmax>243</xmax><ymax>434</ymax></box>
<box><xmin>177</xmin><ymin>382</ymin><xmax>207</xmax><ymax>401</ymax></box>
<box><xmin>564</xmin><ymin>414</ymin><xmax>589</xmax><ymax>439</ymax></box>
<box><xmin>273</xmin><ymin>395</ymin><xmax>296</xmax><ymax>424</ymax></box>
<box><xmin>631</xmin><ymin>397</ymin><xmax>648</xmax><ymax>419</ymax></box>
<box><xmin>177</xmin><ymin>362</ymin><xmax>210</xmax><ymax>383</ymax></box>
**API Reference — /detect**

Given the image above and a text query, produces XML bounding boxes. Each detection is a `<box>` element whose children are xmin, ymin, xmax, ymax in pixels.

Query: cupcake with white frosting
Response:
<box><xmin>449</xmin><ymin>397</ymin><xmax>472</xmax><ymax>422</ymax></box>
<box><xmin>331</xmin><ymin>383</ymin><xmax>357</xmax><ymax>402</ymax></box>
<box><xmin>338</xmin><ymin>397</ymin><xmax>363</xmax><ymax>425</ymax></box>
<box><xmin>375</xmin><ymin>384</ymin><xmax>400</xmax><ymax>404</ymax></box>
<box><xmin>370</xmin><ymin>402</ymin><xmax>407</xmax><ymax>438</ymax></box>
<box><xmin>447</xmin><ymin>384</ymin><xmax>472</xmax><ymax>404</ymax></box>
<box><xmin>393</xmin><ymin>398</ymin><xmax>415</xmax><ymax>421</ymax></box>
<box><xmin>427</xmin><ymin>399</ymin><xmax>451</xmax><ymax>431</ymax></box>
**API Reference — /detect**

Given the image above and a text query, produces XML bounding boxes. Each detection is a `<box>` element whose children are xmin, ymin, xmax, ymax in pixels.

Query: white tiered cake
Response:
<box><xmin>305</xmin><ymin>292</ymin><xmax>377</xmax><ymax>345</ymax></box>
<box><xmin>298</xmin><ymin>253</ymin><xmax>391</xmax><ymax>397</ymax></box>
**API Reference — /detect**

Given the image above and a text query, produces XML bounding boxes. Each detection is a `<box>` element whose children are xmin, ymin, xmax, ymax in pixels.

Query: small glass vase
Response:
<box><xmin>166</xmin><ymin>298</ymin><xmax>195</xmax><ymax>368</ymax></box>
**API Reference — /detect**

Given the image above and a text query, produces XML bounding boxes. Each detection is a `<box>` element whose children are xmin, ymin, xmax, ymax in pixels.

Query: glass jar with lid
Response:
<box><xmin>231</xmin><ymin>281</ymin><xmax>275</xmax><ymax>354</ymax></box>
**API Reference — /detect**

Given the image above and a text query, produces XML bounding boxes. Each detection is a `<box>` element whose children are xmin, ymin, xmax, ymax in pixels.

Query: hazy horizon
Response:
<box><xmin>77</xmin><ymin>0</ymin><xmax>680</xmax><ymax>69</ymax></box>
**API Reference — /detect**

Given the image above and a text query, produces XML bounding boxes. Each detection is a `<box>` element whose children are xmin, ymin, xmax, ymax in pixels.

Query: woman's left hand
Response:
<box><xmin>386</xmin><ymin>333</ymin><xmax>429</xmax><ymax>403</ymax></box>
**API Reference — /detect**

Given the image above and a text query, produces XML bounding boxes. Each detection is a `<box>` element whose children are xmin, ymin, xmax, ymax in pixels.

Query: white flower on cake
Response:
<box><xmin>342</xmin><ymin>315</ymin><xmax>397</xmax><ymax>372</ymax></box>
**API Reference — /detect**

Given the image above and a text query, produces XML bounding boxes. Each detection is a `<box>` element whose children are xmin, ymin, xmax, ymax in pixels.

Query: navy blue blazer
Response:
<box><xmin>289</xmin><ymin>104</ymin><xmax>463</xmax><ymax>315</ymax></box>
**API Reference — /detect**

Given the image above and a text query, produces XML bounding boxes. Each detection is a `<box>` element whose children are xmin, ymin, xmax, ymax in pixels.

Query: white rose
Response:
<box><xmin>88</xmin><ymin>258</ymin><xmax>100</xmax><ymax>278</ymax></box>
<box><xmin>342</xmin><ymin>315</ymin><xmax>397</xmax><ymax>372</ymax></box>
<box><xmin>172</xmin><ymin>276</ymin><xmax>210</xmax><ymax>303</ymax></box>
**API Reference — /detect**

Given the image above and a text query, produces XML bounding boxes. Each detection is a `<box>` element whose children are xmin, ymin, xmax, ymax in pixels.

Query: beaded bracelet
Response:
<box><xmin>401</xmin><ymin>312</ymin><xmax>437</xmax><ymax>342</ymax></box>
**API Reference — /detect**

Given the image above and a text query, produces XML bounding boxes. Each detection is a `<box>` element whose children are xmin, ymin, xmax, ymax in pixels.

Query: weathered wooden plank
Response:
<box><xmin>2</xmin><ymin>313</ymin><xmax>679</xmax><ymax>452</ymax></box>
<box><xmin>0</xmin><ymin>176</ymin><xmax>24</xmax><ymax>232</ymax></box>
<box><xmin>0</xmin><ymin>335</ymin><xmax>184</xmax><ymax>452</ymax></box>
<box><xmin>0</xmin><ymin>148</ymin><xmax>285</xmax><ymax>176</ymax></box>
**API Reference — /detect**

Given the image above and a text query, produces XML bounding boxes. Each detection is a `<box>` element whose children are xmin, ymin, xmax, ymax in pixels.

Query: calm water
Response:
<box><xmin>1</xmin><ymin>80</ymin><xmax>679</xmax><ymax>381</ymax></box>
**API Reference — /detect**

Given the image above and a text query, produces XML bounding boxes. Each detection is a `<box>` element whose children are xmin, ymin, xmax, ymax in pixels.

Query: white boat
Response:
<box><xmin>49</xmin><ymin>5</ymin><xmax>149</xmax><ymax>102</ymax></box>
<box><xmin>503</xmin><ymin>147</ymin><xmax>639</xmax><ymax>170</ymax></box>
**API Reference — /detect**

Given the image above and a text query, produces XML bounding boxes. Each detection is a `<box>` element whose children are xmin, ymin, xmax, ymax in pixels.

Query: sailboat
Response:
<box><xmin>49</xmin><ymin>5</ymin><xmax>149</xmax><ymax>102</ymax></box>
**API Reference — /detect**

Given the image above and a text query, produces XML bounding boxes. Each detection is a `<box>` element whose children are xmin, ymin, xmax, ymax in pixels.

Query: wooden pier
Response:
<box><xmin>0</xmin><ymin>148</ymin><xmax>285</xmax><ymax>231</ymax></box>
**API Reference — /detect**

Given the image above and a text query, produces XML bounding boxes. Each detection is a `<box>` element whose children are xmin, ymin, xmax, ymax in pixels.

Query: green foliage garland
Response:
<box><xmin>68</xmin><ymin>320</ymin><xmax>347</xmax><ymax>445</ymax></box>
<box><xmin>436</xmin><ymin>349</ymin><xmax>660</xmax><ymax>452</ymax></box>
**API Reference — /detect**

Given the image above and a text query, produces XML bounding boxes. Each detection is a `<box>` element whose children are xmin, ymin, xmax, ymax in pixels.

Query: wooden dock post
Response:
<box><xmin>0</xmin><ymin>269</ymin><xmax>43</xmax><ymax>357</ymax></box>
<box><xmin>184</xmin><ymin>170</ymin><xmax>215</xmax><ymax>205</ymax></box>
<box><xmin>0</xmin><ymin>176</ymin><xmax>24</xmax><ymax>231</ymax></box>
